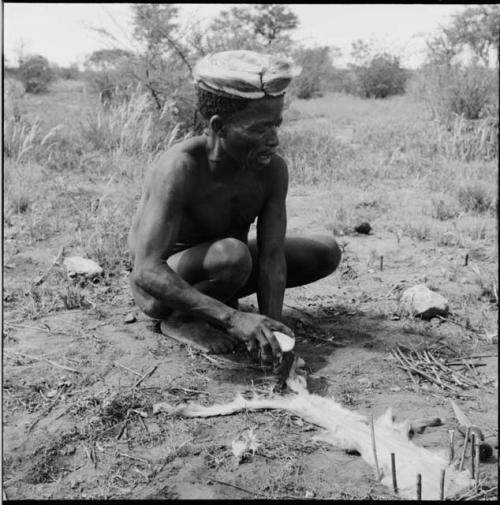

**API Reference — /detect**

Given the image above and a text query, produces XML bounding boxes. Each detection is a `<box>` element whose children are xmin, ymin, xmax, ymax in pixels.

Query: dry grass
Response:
<box><xmin>3</xmin><ymin>80</ymin><xmax>498</xmax><ymax>323</ymax></box>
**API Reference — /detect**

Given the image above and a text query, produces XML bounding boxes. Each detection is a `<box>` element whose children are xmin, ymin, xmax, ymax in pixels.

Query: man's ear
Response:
<box><xmin>209</xmin><ymin>115</ymin><xmax>225</xmax><ymax>137</ymax></box>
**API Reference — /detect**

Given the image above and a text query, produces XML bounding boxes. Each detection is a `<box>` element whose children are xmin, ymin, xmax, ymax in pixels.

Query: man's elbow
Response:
<box><xmin>130</xmin><ymin>265</ymin><xmax>158</xmax><ymax>293</ymax></box>
<box><xmin>130</xmin><ymin>267</ymin><xmax>146</xmax><ymax>290</ymax></box>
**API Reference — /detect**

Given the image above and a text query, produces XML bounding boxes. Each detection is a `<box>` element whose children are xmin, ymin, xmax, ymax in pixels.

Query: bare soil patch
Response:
<box><xmin>3</xmin><ymin>190</ymin><xmax>497</xmax><ymax>500</ymax></box>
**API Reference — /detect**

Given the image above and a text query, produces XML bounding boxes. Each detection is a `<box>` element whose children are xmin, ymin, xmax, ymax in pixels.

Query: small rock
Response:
<box><xmin>400</xmin><ymin>284</ymin><xmax>449</xmax><ymax>320</ymax></box>
<box><xmin>124</xmin><ymin>313</ymin><xmax>137</xmax><ymax>324</ymax></box>
<box><xmin>61</xmin><ymin>444</ymin><xmax>76</xmax><ymax>456</ymax></box>
<box><xmin>305</xmin><ymin>491</ymin><xmax>315</xmax><ymax>498</ymax></box>
<box><xmin>148</xmin><ymin>423</ymin><xmax>162</xmax><ymax>435</ymax></box>
<box><xmin>64</xmin><ymin>256</ymin><xmax>103</xmax><ymax>278</ymax></box>
<box><xmin>354</xmin><ymin>222</ymin><xmax>372</xmax><ymax>234</ymax></box>
<box><xmin>479</xmin><ymin>442</ymin><xmax>493</xmax><ymax>461</ymax></box>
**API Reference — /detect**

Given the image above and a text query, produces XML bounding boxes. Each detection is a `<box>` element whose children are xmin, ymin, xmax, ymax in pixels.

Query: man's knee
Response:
<box><xmin>206</xmin><ymin>238</ymin><xmax>253</xmax><ymax>285</ymax></box>
<box><xmin>317</xmin><ymin>236</ymin><xmax>341</xmax><ymax>277</ymax></box>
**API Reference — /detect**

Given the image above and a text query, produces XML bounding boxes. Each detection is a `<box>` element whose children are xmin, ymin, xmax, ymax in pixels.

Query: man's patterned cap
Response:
<box><xmin>193</xmin><ymin>50</ymin><xmax>301</xmax><ymax>99</ymax></box>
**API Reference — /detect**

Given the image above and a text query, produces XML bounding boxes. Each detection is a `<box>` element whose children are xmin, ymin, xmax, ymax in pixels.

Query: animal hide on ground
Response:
<box><xmin>154</xmin><ymin>375</ymin><xmax>473</xmax><ymax>500</ymax></box>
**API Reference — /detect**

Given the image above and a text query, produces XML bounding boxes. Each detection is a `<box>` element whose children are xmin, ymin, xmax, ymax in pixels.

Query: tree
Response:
<box><xmin>133</xmin><ymin>3</ymin><xmax>192</xmax><ymax>75</ymax></box>
<box><xmin>426</xmin><ymin>5</ymin><xmax>500</xmax><ymax>67</ymax></box>
<box><xmin>350</xmin><ymin>39</ymin><xmax>372</xmax><ymax>66</ymax></box>
<box><xmin>426</xmin><ymin>27</ymin><xmax>462</xmax><ymax>66</ymax></box>
<box><xmin>85</xmin><ymin>48</ymin><xmax>134</xmax><ymax>71</ymax></box>
<box><xmin>291</xmin><ymin>46</ymin><xmax>339</xmax><ymax>99</ymax></box>
<box><xmin>83</xmin><ymin>49</ymin><xmax>137</xmax><ymax>103</ymax></box>
<box><xmin>208</xmin><ymin>4</ymin><xmax>299</xmax><ymax>51</ymax></box>
<box><xmin>18</xmin><ymin>55</ymin><xmax>54</xmax><ymax>94</ymax></box>
<box><xmin>450</xmin><ymin>5</ymin><xmax>500</xmax><ymax>66</ymax></box>
<box><xmin>245</xmin><ymin>4</ymin><xmax>299</xmax><ymax>46</ymax></box>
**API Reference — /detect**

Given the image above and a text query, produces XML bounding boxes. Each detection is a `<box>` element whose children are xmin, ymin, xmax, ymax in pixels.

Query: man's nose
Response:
<box><xmin>266</xmin><ymin>127</ymin><xmax>279</xmax><ymax>147</ymax></box>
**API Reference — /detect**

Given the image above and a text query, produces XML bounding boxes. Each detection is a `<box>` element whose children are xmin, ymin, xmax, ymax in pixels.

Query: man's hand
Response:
<box><xmin>228</xmin><ymin>311</ymin><xmax>294</xmax><ymax>358</ymax></box>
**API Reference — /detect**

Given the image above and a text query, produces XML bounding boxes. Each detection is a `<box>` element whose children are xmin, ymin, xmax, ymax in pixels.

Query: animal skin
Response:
<box><xmin>156</xmin><ymin>374</ymin><xmax>474</xmax><ymax>500</ymax></box>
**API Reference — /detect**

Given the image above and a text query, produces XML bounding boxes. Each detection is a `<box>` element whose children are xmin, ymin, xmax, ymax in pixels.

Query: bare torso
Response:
<box><xmin>128</xmin><ymin>135</ymin><xmax>271</xmax><ymax>258</ymax></box>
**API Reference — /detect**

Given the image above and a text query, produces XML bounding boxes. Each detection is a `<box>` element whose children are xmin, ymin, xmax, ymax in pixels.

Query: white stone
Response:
<box><xmin>64</xmin><ymin>256</ymin><xmax>103</xmax><ymax>278</ymax></box>
<box><xmin>400</xmin><ymin>284</ymin><xmax>449</xmax><ymax>320</ymax></box>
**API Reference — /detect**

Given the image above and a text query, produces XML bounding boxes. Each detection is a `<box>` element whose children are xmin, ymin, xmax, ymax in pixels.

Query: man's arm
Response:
<box><xmin>256</xmin><ymin>155</ymin><xmax>288</xmax><ymax>321</ymax></box>
<box><xmin>131</xmin><ymin>154</ymin><xmax>237</xmax><ymax>328</ymax></box>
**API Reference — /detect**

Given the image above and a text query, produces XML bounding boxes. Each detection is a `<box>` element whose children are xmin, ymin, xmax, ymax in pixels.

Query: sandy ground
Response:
<box><xmin>3</xmin><ymin>191</ymin><xmax>498</xmax><ymax>500</ymax></box>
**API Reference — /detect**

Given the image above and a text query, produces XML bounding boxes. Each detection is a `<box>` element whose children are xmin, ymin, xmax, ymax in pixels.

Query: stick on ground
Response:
<box><xmin>448</xmin><ymin>429</ymin><xmax>455</xmax><ymax>464</ymax></box>
<box><xmin>458</xmin><ymin>427</ymin><xmax>471</xmax><ymax>471</ymax></box>
<box><xmin>370</xmin><ymin>414</ymin><xmax>381</xmax><ymax>480</ymax></box>
<box><xmin>115</xmin><ymin>362</ymin><xmax>142</xmax><ymax>377</ymax></box>
<box><xmin>474</xmin><ymin>439</ymin><xmax>480</xmax><ymax>492</ymax></box>
<box><xmin>440</xmin><ymin>468</ymin><xmax>446</xmax><ymax>500</ymax></box>
<box><xmin>391</xmin><ymin>452</ymin><xmax>398</xmax><ymax>493</ymax></box>
<box><xmin>470</xmin><ymin>433</ymin><xmax>476</xmax><ymax>479</ymax></box>
<box><xmin>133</xmin><ymin>365</ymin><xmax>158</xmax><ymax>388</ymax></box>
<box><xmin>33</xmin><ymin>245</ymin><xmax>64</xmax><ymax>286</ymax></box>
<box><xmin>5</xmin><ymin>350</ymin><xmax>79</xmax><ymax>374</ymax></box>
<box><xmin>416</xmin><ymin>473</ymin><xmax>422</xmax><ymax>500</ymax></box>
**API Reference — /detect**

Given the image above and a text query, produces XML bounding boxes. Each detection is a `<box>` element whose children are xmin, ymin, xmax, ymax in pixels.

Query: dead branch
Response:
<box><xmin>33</xmin><ymin>246</ymin><xmax>64</xmax><ymax>286</ymax></box>
<box><xmin>133</xmin><ymin>365</ymin><xmax>158</xmax><ymax>388</ymax></box>
<box><xmin>116</xmin><ymin>451</ymin><xmax>150</xmax><ymax>464</ymax></box>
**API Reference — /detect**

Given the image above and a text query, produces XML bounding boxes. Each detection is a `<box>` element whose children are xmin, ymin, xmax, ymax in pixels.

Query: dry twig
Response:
<box><xmin>370</xmin><ymin>414</ymin><xmax>381</xmax><ymax>481</ymax></box>
<box><xmin>133</xmin><ymin>365</ymin><xmax>158</xmax><ymax>388</ymax></box>
<box><xmin>391</xmin><ymin>346</ymin><xmax>485</xmax><ymax>396</ymax></box>
<box><xmin>33</xmin><ymin>246</ymin><xmax>64</xmax><ymax>286</ymax></box>
<box><xmin>114</xmin><ymin>362</ymin><xmax>142</xmax><ymax>377</ymax></box>
<box><xmin>5</xmin><ymin>350</ymin><xmax>79</xmax><ymax>374</ymax></box>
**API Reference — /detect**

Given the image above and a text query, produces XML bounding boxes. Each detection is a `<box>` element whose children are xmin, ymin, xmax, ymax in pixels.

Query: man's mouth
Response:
<box><xmin>257</xmin><ymin>154</ymin><xmax>272</xmax><ymax>165</ymax></box>
<box><xmin>256</xmin><ymin>151</ymin><xmax>276</xmax><ymax>165</ymax></box>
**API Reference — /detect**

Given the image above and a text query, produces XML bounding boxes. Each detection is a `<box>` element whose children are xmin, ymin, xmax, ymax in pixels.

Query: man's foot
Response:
<box><xmin>160</xmin><ymin>312</ymin><xmax>242</xmax><ymax>354</ymax></box>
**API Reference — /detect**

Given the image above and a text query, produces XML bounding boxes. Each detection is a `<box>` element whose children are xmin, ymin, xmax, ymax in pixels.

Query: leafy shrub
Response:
<box><xmin>457</xmin><ymin>183</ymin><xmax>494</xmax><ymax>213</ymax></box>
<box><xmin>430</xmin><ymin>195</ymin><xmax>460</xmax><ymax>221</ymax></box>
<box><xmin>18</xmin><ymin>55</ymin><xmax>55</xmax><ymax>94</ymax></box>
<box><xmin>353</xmin><ymin>53</ymin><xmax>407</xmax><ymax>98</ymax></box>
<box><xmin>326</xmin><ymin>68</ymin><xmax>361</xmax><ymax>95</ymax></box>
<box><xmin>54</xmin><ymin>63</ymin><xmax>81</xmax><ymax>80</ymax></box>
<box><xmin>409</xmin><ymin>63</ymin><xmax>498</xmax><ymax>121</ymax></box>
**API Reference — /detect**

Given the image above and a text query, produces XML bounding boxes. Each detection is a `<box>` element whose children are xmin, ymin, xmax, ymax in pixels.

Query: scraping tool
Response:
<box><xmin>273</xmin><ymin>331</ymin><xmax>297</xmax><ymax>391</ymax></box>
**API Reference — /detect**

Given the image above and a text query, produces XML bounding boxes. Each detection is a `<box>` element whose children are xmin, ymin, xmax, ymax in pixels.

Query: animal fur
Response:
<box><xmin>155</xmin><ymin>375</ymin><xmax>473</xmax><ymax>500</ymax></box>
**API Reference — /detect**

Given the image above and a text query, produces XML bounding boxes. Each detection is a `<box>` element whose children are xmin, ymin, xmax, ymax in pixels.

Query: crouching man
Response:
<box><xmin>128</xmin><ymin>50</ymin><xmax>341</xmax><ymax>361</ymax></box>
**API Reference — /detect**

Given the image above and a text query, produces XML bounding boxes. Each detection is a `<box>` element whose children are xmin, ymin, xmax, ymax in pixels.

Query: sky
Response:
<box><xmin>3</xmin><ymin>3</ymin><xmax>468</xmax><ymax>69</ymax></box>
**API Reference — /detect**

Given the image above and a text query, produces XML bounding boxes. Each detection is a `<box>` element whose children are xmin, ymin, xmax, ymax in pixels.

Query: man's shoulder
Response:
<box><xmin>266</xmin><ymin>153</ymin><xmax>288</xmax><ymax>183</ymax></box>
<box><xmin>150</xmin><ymin>136</ymin><xmax>206</xmax><ymax>182</ymax></box>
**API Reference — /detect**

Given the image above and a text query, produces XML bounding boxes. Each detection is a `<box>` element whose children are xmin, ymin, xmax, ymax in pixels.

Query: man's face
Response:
<box><xmin>220</xmin><ymin>95</ymin><xmax>284</xmax><ymax>170</ymax></box>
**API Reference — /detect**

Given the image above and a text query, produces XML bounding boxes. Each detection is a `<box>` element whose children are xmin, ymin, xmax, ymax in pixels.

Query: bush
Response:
<box><xmin>18</xmin><ymin>55</ymin><xmax>55</xmax><ymax>94</ymax></box>
<box><xmin>409</xmin><ymin>63</ymin><xmax>498</xmax><ymax>121</ymax></box>
<box><xmin>54</xmin><ymin>64</ymin><xmax>80</xmax><ymax>80</ymax></box>
<box><xmin>326</xmin><ymin>68</ymin><xmax>360</xmax><ymax>95</ymax></box>
<box><xmin>457</xmin><ymin>183</ymin><xmax>494</xmax><ymax>213</ymax></box>
<box><xmin>353</xmin><ymin>53</ymin><xmax>407</xmax><ymax>98</ymax></box>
